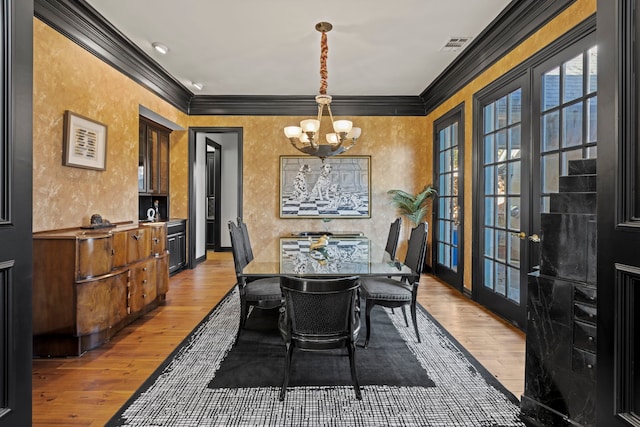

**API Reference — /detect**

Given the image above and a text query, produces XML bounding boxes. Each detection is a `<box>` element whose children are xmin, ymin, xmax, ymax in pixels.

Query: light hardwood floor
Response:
<box><xmin>32</xmin><ymin>252</ymin><xmax>525</xmax><ymax>426</ymax></box>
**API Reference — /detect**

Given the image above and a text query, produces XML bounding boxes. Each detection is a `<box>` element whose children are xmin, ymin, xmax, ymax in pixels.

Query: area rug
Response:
<box><xmin>208</xmin><ymin>304</ymin><xmax>434</xmax><ymax>389</ymax></box>
<box><xmin>107</xmin><ymin>287</ymin><xmax>525</xmax><ymax>426</ymax></box>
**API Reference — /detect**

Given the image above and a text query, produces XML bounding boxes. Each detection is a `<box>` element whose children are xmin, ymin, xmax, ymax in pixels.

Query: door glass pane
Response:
<box><xmin>484</xmin><ymin>259</ymin><xmax>494</xmax><ymax>289</ymax></box>
<box><xmin>542</xmin><ymin>111</ymin><xmax>560</xmax><ymax>152</ymax></box>
<box><xmin>563</xmin><ymin>53</ymin><xmax>583</xmax><ymax>103</ymax></box>
<box><xmin>485</xmin><ymin>197</ymin><xmax>494</xmax><ymax>226</ymax></box>
<box><xmin>485</xmin><ymin>166</ymin><xmax>495</xmax><ymax>194</ymax></box>
<box><xmin>509</xmin><ymin>89</ymin><xmax>522</xmax><ymax>124</ymax></box>
<box><xmin>587</xmin><ymin>96</ymin><xmax>597</xmax><ymax>143</ymax></box>
<box><xmin>484</xmin><ymin>104</ymin><xmax>495</xmax><ymax>133</ymax></box>
<box><xmin>495</xmin><ymin>230</ymin><xmax>506</xmax><ymax>262</ymax></box>
<box><xmin>542</xmin><ymin>153</ymin><xmax>559</xmax><ymax>193</ymax></box>
<box><xmin>509</xmin><ymin>125</ymin><xmax>521</xmax><ymax>158</ymax></box>
<box><xmin>542</xmin><ymin>67</ymin><xmax>560</xmax><ymax>111</ymax></box>
<box><xmin>562</xmin><ymin>103</ymin><xmax>583</xmax><ymax>147</ymax></box>
<box><xmin>508</xmin><ymin>163</ymin><xmax>521</xmax><ymax>194</ymax></box>
<box><xmin>508</xmin><ymin>197</ymin><xmax>521</xmax><ymax>230</ymax></box>
<box><xmin>508</xmin><ymin>236</ymin><xmax>521</xmax><ymax>267</ymax></box>
<box><xmin>485</xmin><ymin>228</ymin><xmax>494</xmax><ymax>257</ymax></box>
<box><xmin>587</xmin><ymin>46</ymin><xmax>598</xmax><ymax>94</ymax></box>
<box><xmin>496</xmin><ymin>96</ymin><xmax>508</xmax><ymax>128</ymax></box>
<box><xmin>484</xmin><ymin>135</ymin><xmax>495</xmax><ymax>163</ymax></box>
<box><xmin>496</xmin><ymin>263</ymin><xmax>506</xmax><ymax>296</ymax></box>
<box><xmin>508</xmin><ymin>267</ymin><xmax>520</xmax><ymax>302</ymax></box>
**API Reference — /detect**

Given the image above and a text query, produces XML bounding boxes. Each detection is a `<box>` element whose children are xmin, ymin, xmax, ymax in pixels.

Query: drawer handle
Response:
<box><xmin>132</xmin><ymin>234</ymin><xmax>141</xmax><ymax>241</ymax></box>
<box><xmin>143</xmin><ymin>267</ymin><xmax>147</xmax><ymax>272</ymax></box>
<box><xmin>587</xmin><ymin>364</ymin><xmax>593</xmax><ymax>369</ymax></box>
<box><xmin>142</xmin><ymin>280</ymin><xmax>147</xmax><ymax>284</ymax></box>
<box><xmin>588</xmin><ymin>336</ymin><xmax>594</xmax><ymax>341</ymax></box>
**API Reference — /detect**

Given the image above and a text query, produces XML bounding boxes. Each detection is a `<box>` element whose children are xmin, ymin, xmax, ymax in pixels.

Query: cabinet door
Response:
<box><xmin>76</xmin><ymin>272</ymin><xmax>128</xmax><ymax>336</ymax></box>
<box><xmin>112</xmin><ymin>230</ymin><xmax>128</xmax><ymax>268</ymax></box>
<box><xmin>139</xmin><ymin>117</ymin><xmax>170</xmax><ymax>195</ymax></box>
<box><xmin>150</xmin><ymin>224</ymin><xmax>167</xmax><ymax>255</ymax></box>
<box><xmin>128</xmin><ymin>260</ymin><xmax>157</xmax><ymax>314</ymax></box>
<box><xmin>156</xmin><ymin>252</ymin><xmax>170</xmax><ymax>296</ymax></box>
<box><xmin>126</xmin><ymin>228</ymin><xmax>151</xmax><ymax>264</ymax></box>
<box><xmin>76</xmin><ymin>234</ymin><xmax>113</xmax><ymax>280</ymax></box>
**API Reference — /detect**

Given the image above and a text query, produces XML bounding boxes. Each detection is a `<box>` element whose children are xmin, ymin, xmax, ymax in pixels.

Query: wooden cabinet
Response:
<box><xmin>33</xmin><ymin>223</ymin><xmax>170</xmax><ymax>357</ymax></box>
<box><xmin>128</xmin><ymin>259</ymin><xmax>157</xmax><ymax>315</ymax></box>
<box><xmin>167</xmin><ymin>219</ymin><xmax>186</xmax><ymax>275</ymax></box>
<box><xmin>138</xmin><ymin>117</ymin><xmax>170</xmax><ymax>195</ymax></box>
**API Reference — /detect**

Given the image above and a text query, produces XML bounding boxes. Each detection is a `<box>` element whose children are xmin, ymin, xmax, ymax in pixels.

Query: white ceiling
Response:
<box><xmin>84</xmin><ymin>0</ymin><xmax>512</xmax><ymax>96</ymax></box>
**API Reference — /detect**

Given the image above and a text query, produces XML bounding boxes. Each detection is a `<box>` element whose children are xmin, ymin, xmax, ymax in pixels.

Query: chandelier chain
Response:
<box><xmin>319</xmin><ymin>31</ymin><xmax>328</xmax><ymax>95</ymax></box>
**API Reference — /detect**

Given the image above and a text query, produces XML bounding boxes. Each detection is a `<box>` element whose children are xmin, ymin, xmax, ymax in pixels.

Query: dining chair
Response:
<box><xmin>278</xmin><ymin>275</ymin><xmax>362</xmax><ymax>401</ymax></box>
<box><xmin>385</xmin><ymin>217</ymin><xmax>402</xmax><ymax>259</ymax></box>
<box><xmin>360</xmin><ymin>222</ymin><xmax>428</xmax><ymax>348</ymax></box>
<box><xmin>228</xmin><ymin>220</ymin><xmax>282</xmax><ymax>345</ymax></box>
<box><xmin>237</xmin><ymin>217</ymin><xmax>254</xmax><ymax>262</ymax></box>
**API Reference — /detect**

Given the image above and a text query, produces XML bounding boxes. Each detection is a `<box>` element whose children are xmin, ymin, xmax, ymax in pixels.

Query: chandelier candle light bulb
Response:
<box><xmin>283</xmin><ymin>22</ymin><xmax>362</xmax><ymax>160</ymax></box>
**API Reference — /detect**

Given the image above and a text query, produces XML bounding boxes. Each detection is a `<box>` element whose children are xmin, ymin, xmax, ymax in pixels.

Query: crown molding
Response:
<box><xmin>188</xmin><ymin>95</ymin><xmax>427</xmax><ymax>116</ymax></box>
<box><xmin>420</xmin><ymin>0</ymin><xmax>578</xmax><ymax>114</ymax></box>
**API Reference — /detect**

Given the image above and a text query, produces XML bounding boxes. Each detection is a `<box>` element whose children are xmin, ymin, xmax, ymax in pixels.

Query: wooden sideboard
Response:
<box><xmin>33</xmin><ymin>222</ymin><xmax>170</xmax><ymax>357</ymax></box>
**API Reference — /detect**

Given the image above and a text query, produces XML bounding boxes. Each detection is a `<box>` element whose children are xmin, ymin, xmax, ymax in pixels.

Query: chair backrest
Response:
<box><xmin>403</xmin><ymin>222</ymin><xmax>429</xmax><ymax>276</ymax></box>
<box><xmin>280</xmin><ymin>276</ymin><xmax>360</xmax><ymax>341</ymax></box>
<box><xmin>385</xmin><ymin>217</ymin><xmax>402</xmax><ymax>259</ymax></box>
<box><xmin>228</xmin><ymin>220</ymin><xmax>248</xmax><ymax>277</ymax></box>
<box><xmin>237</xmin><ymin>217</ymin><xmax>254</xmax><ymax>262</ymax></box>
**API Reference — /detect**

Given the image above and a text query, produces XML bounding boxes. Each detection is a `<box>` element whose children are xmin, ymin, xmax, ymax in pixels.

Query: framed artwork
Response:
<box><xmin>280</xmin><ymin>155</ymin><xmax>371</xmax><ymax>218</ymax></box>
<box><xmin>62</xmin><ymin>110</ymin><xmax>107</xmax><ymax>171</ymax></box>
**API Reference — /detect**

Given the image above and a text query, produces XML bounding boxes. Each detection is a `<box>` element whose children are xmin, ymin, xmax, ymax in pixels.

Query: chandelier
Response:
<box><xmin>284</xmin><ymin>22</ymin><xmax>361</xmax><ymax>159</ymax></box>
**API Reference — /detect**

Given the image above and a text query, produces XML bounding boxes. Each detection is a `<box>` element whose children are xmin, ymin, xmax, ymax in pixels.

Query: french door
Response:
<box><xmin>433</xmin><ymin>106</ymin><xmax>463</xmax><ymax>291</ymax></box>
<box><xmin>475</xmin><ymin>77</ymin><xmax>531</xmax><ymax>328</ymax></box>
<box><xmin>474</xmin><ymin>35</ymin><xmax>597</xmax><ymax>329</ymax></box>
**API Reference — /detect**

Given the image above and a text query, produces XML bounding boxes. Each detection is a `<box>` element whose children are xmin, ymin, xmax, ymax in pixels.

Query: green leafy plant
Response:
<box><xmin>387</xmin><ymin>184</ymin><xmax>437</xmax><ymax>226</ymax></box>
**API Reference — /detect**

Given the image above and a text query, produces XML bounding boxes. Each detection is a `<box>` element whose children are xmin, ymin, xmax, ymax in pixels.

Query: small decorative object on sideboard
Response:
<box><xmin>81</xmin><ymin>213</ymin><xmax>116</xmax><ymax>230</ymax></box>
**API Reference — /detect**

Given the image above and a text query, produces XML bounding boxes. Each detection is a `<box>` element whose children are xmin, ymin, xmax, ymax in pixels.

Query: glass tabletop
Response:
<box><xmin>241</xmin><ymin>236</ymin><xmax>416</xmax><ymax>278</ymax></box>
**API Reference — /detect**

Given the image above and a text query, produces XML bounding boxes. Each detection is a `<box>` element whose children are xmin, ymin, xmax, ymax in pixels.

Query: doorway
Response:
<box><xmin>433</xmin><ymin>105</ymin><xmax>464</xmax><ymax>292</ymax></box>
<box><xmin>474</xmin><ymin>78</ymin><xmax>530</xmax><ymax>328</ymax></box>
<box><xmin>473</xmin><ymin>34</ymin><xmax>597</xmax><ymax>329</ymax></box>
<box><xmin>188</xmin><ymin>127</ymin><xmax>243</xmax><ymax>267</ymax></box>
<box><xmin>205</xmin><ymin>138</ymin><xmax>222</xmax><ymax>251</ymax></box>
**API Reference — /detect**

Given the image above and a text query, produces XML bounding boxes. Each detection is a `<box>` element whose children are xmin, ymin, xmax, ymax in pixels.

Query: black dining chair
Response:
<box><xmin>228</xmin><ymin>220</ymin><xmax>282</xmax><ymax>345</ymax></box>
<box><xmin>385</xmin><ymin>217</ymin><xmax>402</xmax><ymax>259</ymax></box>
<box><xmin>360</xmin><ymin>222</ymin><xmax>428</xmax><ymax>348</ymax></box>
<box><xmin>237</xmin><ymin>217</ymin><xmax>254</xmax><ymax>262</ymax></box>
<box><xmin>278</xmin><ymin>275</ymin><xmax>362</xmax><ymax>401</ymax></box>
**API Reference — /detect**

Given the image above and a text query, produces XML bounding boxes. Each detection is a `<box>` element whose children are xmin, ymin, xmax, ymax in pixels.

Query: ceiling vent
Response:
<box><xmin>440</xmin><ymin>36</ymin><xmax>473</xmax><ymax>52</ymax></box>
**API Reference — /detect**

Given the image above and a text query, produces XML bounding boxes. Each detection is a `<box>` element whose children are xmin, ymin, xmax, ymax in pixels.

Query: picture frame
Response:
<box><xmin>62</xmin><ymin>110</ymin><xmax>108</xmax><ymax>171</ymax></box>
<box><xmin>280</xmin><ymin>155</ymin><xmax>371</xmax><ymax>219</ymax></box>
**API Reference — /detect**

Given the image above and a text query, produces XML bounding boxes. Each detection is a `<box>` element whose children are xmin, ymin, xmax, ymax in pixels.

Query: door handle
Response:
<box><xmin>512</xmin><ymin>231</ymin><xmax>540</xmax><ymax>243</ymax></box>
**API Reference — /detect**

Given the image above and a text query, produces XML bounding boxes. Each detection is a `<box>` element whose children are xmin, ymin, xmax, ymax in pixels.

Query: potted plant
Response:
<box><xmin>387</xmin><ymin>184</ymin><xmax>437</xmax><ymax>226</ymax></box>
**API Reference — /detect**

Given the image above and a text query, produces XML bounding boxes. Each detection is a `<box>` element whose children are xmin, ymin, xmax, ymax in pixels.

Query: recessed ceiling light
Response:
<box><xmin>152</xmin><ymin>42</ymin><xmax>169</xmax><ymax>55</ymax></box>
<box><xmin>192</xmin><ymin>82</ymin><xmax>204</xmax><ymax>91</ymax></box>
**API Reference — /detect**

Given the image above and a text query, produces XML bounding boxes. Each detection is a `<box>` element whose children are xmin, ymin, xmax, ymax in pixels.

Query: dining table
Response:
<box><xmin>240</xmin><ymin>233</ymin><xmax>417</xmax><ymax>280</ymax></box>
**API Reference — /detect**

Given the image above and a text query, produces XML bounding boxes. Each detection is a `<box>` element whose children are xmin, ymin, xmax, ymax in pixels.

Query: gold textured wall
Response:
<box><xmin>33</xmin><ymin>18</ymin><xmax>429</xmax><ymax>259</ymax></box>
<box><xmin>424</xmin><ymin>0</ymin><xmax>597</xmax><ymax>289</ymax></box>
<box><xmin>187</xmin><ymin>115</ymin><xmax>430</xmax><ymax>257</ymax></box>
<box><xmin>33</xmin><ymin>19</ymin><xmax>190</xmax><ymax>232</ymax></box>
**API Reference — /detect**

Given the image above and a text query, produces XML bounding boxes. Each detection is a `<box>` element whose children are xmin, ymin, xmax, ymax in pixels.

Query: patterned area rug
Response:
<box><xmin>107</xmin><ymin>288</ymin><xmax>525</xmax><ymax>426</ymax></box>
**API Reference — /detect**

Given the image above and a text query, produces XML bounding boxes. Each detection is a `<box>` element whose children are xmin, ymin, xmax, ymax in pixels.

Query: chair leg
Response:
<box><xmin>348</xmin><ymin>342</ymin><xmax>362</xmax><ymax>400</ymax></box>
<box><xmin>411</xmin><ymin>300</ymin><xmax>421</xmax><ymax>343</ymax></box>
<box><xmin>401</xmin><ymin>305</ymin><xmax>409</xmax><ymax>327</ymax></box>
<box><xmin>364</xmin><ymin>300</ymin><xmax>374</xmax><ymax>349</ymax></box>
<box><xmin>280</xmin><ymin>342</ymin><xmax>293</xmax><ymax>401</ymax></box>
<box><xmin>234</xmin><ymin>298</ymin><xmax>248</xmax><ymax>346</ymax></box>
